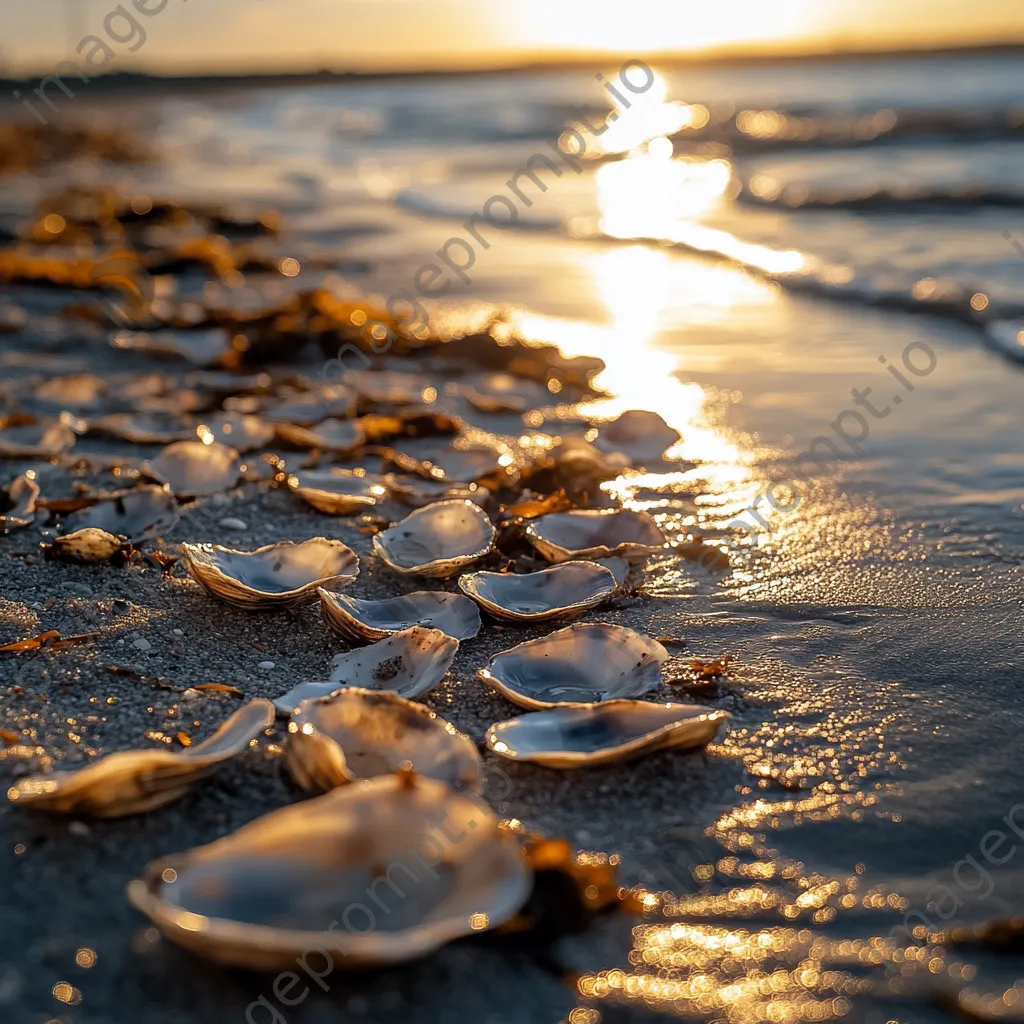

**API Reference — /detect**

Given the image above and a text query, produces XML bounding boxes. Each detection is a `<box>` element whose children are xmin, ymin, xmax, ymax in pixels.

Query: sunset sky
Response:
<box><xmin>2</xmin><ymin>0</ymin><xmax>1023</xmax><ymax>74</ymax></box>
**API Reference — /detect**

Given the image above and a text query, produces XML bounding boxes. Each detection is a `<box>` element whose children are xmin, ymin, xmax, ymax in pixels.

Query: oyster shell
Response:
<box><xmin>273</xmin><ymin>681</ymin><xmax>342</xmax><ymax>717</ymax></box>
<box><xmin>374</xmin><ymin>499</ymin><xmax>495</xmax><ymax>578</ymax></box>
<box><xmin>111</xmin><ymin>327</ymin><xmax>229</xmax><ymax>366</ymax></box>
<box><xmin>263</xmin><ymin>385</ymin><xmax>356</xmax><ymax>425</ymax></box>
<box><xmin>485</xmin><ymin>700</ymin><xmax>729</xmax><ymax>768</ymax></box>
<box><xmin>397</xmin><ymin>441</ymin><xmax>517</xmax><ymax>490</ymax></box>
<box><xmin>593</xmin><ymin>410</ymin><xmax>681</xmax><ymax>466</ymax></box>
<box><xmin>345</xmin><ymin>369</ymin><xmax>432</xmax><ymax>407</ymax></box>
<box><xmin>143</xmin><ymin>440</ymin><xmax>240</xmax><ymax>498</ymax></box>
<box><xmin>319</xmin><ymin>589</ymin><xmax>481</xmax><ymax>643</ymax></box>
<box><xmin>479</xmin><ymin>623</ymin><xmax>669</xmax><ymax>709</ymax></box>
<box><xmin>274</xmin><ymin>417</ymin><xmax>365</xmax><ymax>453</ymax></box>
<box><xmin>0</xmin><ymin>421</ymin><xmax>76</xmax><ymax>458</ymax></box>
<box><xmin>90</xmin><ymin>412</ymin><xmax>195</xmax><ymax>444</ymax></box>
<box><xmin>288</xmin><ymin>468</ymin><xmax>388</xmax><ymax>515</ymax></box>
<box><xmin>384</xmin><ymin>473</ymin><xmax>489</xmax><ymax>510</ymax></box>
<box><xmin>287</xmin><ymin>688</ymin><xmax>481</xmax><ymax>793</ymax></box>
<box><xmin>200</xmin><ymin>413</ymin><xmax>275</xmax><ymax>453</ymax></box>
<box><xmin>182</xmin><ymin>538</ymin><xmax>359</xmax><ymax>609</ymax></box>
<box><xmin>126</xmin><ymin>773</ymin><xmax>531</xmax><ymax>969</ymax></box>
<box><xmin>328</xmin><ymin>625</ymin><xmax>458</xmax><ymax>699</ymax></box>
<box><xmin>592</xmin><ymin>555</ymin><xmax>630</xmax><ymax>589</ymax></box>
<box><xmin>62</xmin><ymin>484</ymin><xmax>179</xmax><ymax>542</ymax></box>
<box><xmin>8</xmin><ymin>699</ymin><xmax>273</xmax><ymax>817</ymax></box>
<box><xmin>0</xmin><ymin>473</ymin><xmax>39</xmax><ymax>532</ymax></box>
<box><xmin>525</xmin><ymin>508</ymin><xmax>665</xmax><ymax>563</ymax></box>
<box><xmin>458</xmin><ymin>561</ymin><xmax>615</xmax><ymax>624</ymax></box>
<box><xmin>47</xmin><ymin>527</ymin><xmax>123</xmax><ymax>563</ymax></box>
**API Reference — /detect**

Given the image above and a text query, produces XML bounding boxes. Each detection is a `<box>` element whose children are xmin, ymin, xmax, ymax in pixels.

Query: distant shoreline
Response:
<box><xmin>2</xmin><ymin>39</ymin><xmax>1022</xmax><ymax>94</ymax></box>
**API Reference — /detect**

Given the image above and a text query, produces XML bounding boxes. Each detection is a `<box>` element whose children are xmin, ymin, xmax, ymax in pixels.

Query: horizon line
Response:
<box><xmin>4</xmin><ymin>37</ymin><xmax>1024</xmax><ymax>82</ymax></box>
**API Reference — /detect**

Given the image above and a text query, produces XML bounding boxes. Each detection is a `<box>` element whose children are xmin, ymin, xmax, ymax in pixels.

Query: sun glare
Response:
<box><xmin>512</xmin><ymin>0</ymin><xmax>823</xmax><ymax>55</ymax></box>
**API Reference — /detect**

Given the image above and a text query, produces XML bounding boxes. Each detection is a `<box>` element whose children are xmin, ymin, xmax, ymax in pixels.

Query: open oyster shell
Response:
<box><xmin>374</xmin><ymin>499</ymin><xmax>495</xmax><ymax>578</ymax></box>
<box><xmin>328</xmin><ymin>625</ymin><xmax>458</xmax><ymax>699</ymax></box>
<box><xmin>525</xmin><ymin>508</ymin><xmax>665</xmax><ymax>563</ymax></box>
<box><xmin>126</xmin><ymin>773</ymin><xmax>531</xmax><ymax>969</ymax></box>
<box><xmin>345</xmin><ymin>369</ymin><xmax>432</xmax><ymax>407</ymax></box>
<box><xmin>319</xmin><ymin>589</ymin><xmax>481</xmax><ymax>643</ymax></box>
<box><xmin>274</xmin><ymin>418</ymin><xmax>365</xmax><ymax>453</ymax></box>
<box><xmin>479</xmin><ymin>623</ymin><xmax>669</xmax><ymax>709</ymax></box>
<box><xmin>385</xmin><ymin>473</ymin><xmax>489</xmax><ymax>510</ymax></box>
<box><xmin>593</xmin><ymin>555</ymin><xmax>631</xmax><ymax>589</ymax></box>
<box><xmin>0</xmin><ymin>473</ymin><xmax>39</xmax><ymax>532</ymax></box>
<box><xmin>90</xmin><ymin>412</ymin><xmax>195</xmax><ymax>444</ymax></box>
<box><xmin>264</xmin><ymin>385</ymin><xmax>356</xmax><ymax>425</ymax></box>
<box><xmin>8</xmin><ymin>699</ymin><xmax>273</xmax><ymax>817</ymax></box>
<box><xmin>143</xmin><ymin>440</ymin><xmax>241</xmax><ymax>498</ymax></box>
<box><xmin>182</xmin><ymin>538</ymin><xmax>359</xmax><ymax>609</ymax></box>
<box><xmin>62</xmin><ymin>484</ymin><xmax>179</xmax><ymax>542</ymax></box>
<box><xmin>593</xmin><ymin>410</ymin><xmax>682</xmax><ymax>466</ymax></box>
<box><xmin>485</xmin><ymin>700</ymin><xmax>729</xmax><ymax>768</ymax></box>
<box><xmin>288</xmin><ymin>468</ymin><xmax>388</xmax><ymax>515</ymax></box>
<box><xmin>0</xmin><ymin>421</ymin><xmax>76</xmax><ymax>458</ymax></box>
<box><xmin>459</xmin><ymin>561</ymin><xmax>615</xmax><ymax>624</ymax></box>
<box><xmin>201</xmin><ymin>413</ymin><xmax>275</xmax><ymax>453</ymax></box>
<box><xmin>286</xmin><ymin>688</ymin><xmax>482</xmax><ymax>793</ymax></box>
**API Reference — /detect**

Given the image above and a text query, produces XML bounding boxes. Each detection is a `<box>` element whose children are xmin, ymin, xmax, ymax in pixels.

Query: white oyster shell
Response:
<box><xmin>286</xmin><ymin>688</ymin><xmax>481</xmax><ymax>793</ymax></box>
<box><xmin>593</xmin><ymin>410</ymin><xmax>681</xmax><ymax>466</ymax></box>
<box><xmin>485</xmin><ymin>700</ymin><xmax>729</xmax><ymax>768</ymax></box>
<box><xmin>274</xmin><ymin>417</ymin><xmax>365</xmax><ymax>453</ymax></box>
<box><xmin>8</xmin><ymin>699</ymin><xmax>273</xmax><ymax>817</ymax></box>
<box><xmin>328</xmin><ymin>626</ymin><xmax>458</xmax><ymax>700</ymax></box>
<box><xmin>373</xmin><ymin>499</ymin><xmax>495</xmax><ymax>578</ymax></box>
<box><xmin>143</xmin><ymin>440</ymin><xmax>240</xmax><ymax>498</ymax></box>
<box><xmin>525</xmin><ymin>508</ymin><xmax>665</xmax><ymax>563</ymax></box>
<box><xmin>0</xmin><ymin>473</ymin><xmax>39</xmax><ymax>532</ymax></box>
<box><xmin>182</xmin><ymin>538</ymin><xmax>359</xmax><ymax>609</ymax></box>
<box><xmin>458</xmin><ymin>561</ymin><xmax>615</xmax><ymax>623</ymax></box>
<box><xmin>319</xmin><ymin>589</ymin><xmax>481</xmax><ymax>643</ymax></box>
<box><xmin>479</xmin><ymin>623</ymin><xmax>669</xmax><ymax>709</ymax></box>
<box><xmin>127</xmin><ymin>773</ymin><xmax>531</xmax><ymax>969</ymax></box>
<box><xmin>0</xmin><ymin>421</ymin><xmax>76</xmax><ymax>458</ymax></box>
<box><xmin>288</xmin><ymin>468</ymin><xmax>387</xmax><ymax>515</ymax></box>
<box><xmin>62</xmin><ymin>484</ymin><xmax>179</xmax><ymax>542</ymax></box>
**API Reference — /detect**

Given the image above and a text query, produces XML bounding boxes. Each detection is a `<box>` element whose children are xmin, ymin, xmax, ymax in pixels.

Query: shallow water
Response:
<box><xmin>3</xmin><ymin>49</ymin><xmax>1024</xmax><ymax>1023</ymax></box>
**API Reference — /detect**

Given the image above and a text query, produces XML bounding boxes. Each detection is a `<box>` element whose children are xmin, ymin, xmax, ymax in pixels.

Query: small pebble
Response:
<box><xmin>132</xmin><ymin>638</ymin><xmax>153</xmax><ymax>652</ymax></box>
<box><xmin>68</xmin><ymin>821</ymin><xmax>90</xmax><ymax>837</ymax></box>
<box><xmin>220</xmin><ymin>517</ymin><xmax>248</xmax><ymax>531</ymax></box>
<box><xmin>171</xmin><ymin>629</ymin><xmax>183</xmax><ymax>636</ymax></box>
<box><xmin>258</xmin><ymin>661</ymin><xmax>275</xmax><ymax>671</ymax></box>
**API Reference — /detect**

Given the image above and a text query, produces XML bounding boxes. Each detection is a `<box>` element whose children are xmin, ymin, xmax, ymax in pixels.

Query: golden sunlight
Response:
<box><xmin>512</xmin><ymin>0</ymin><xmax>825</xmax><ymax>55</ymax></box>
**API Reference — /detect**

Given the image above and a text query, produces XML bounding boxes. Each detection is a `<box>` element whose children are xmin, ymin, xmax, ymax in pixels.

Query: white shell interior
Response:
<box><xmin>480</xmin><ymin>623</ymin><xmax>669</xmax><ymax>708</ymax></box>
<box><xmin>287</xmin><ymin>688</ymin><xmax>482</xmax><ymax>792</ymax></box>
<box><xmin>320</xmin><ymin>589</ymin><xmax>481</xmax><ymax>642</ymax></box>
<box><xmin>328</xmin><ymin>625</ymin><xmax>459</xmax><ymax>699</ymax></box>
<box><xmin>374</xmin><ymin>499</ymin><xmax>495</xmax><ymax>575</ymax></box>
<box><xmin>486</xmin><ymin>700</ymin><xmax>728</xmax><ymax>766</ymax></box>
<box><xmin>459</xmin><ymin>561</ymin><xmax>615</xmax><ymax>621</ymax></box>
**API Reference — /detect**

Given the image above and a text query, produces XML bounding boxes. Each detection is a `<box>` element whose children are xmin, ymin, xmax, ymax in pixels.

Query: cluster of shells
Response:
<box><xmin>1</xmin><ymin>185</ymin><xmax>731</xmax><ymax>973</ymax></box>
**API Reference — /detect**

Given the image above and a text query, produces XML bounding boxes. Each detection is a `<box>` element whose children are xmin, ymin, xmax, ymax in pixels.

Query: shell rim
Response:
<box><xmin>182</xmin><ymin>538</ymin><xmax>360</xmax><ymax>601</ymax></box>
<box><xmin>458</xmin><ymin>561</ymin><xmax>616</xmax><ymax>622</ymax></box>
<box><xmin>372</xmin><ymin>499</ymin><xmax>496</xmax><ymax>576</ymax></box>
<box><xmin>484</xmin><ymin>700</ymin><xmax>729</xmax><ymax>767</ymax></box>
